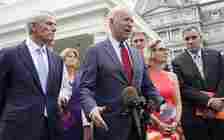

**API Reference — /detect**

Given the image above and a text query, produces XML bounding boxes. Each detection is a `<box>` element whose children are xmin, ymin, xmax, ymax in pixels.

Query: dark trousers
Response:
<box><xmin>40</xmin><ymin>116</ymin><xmax>50</xmax><ymax>140</ymax></box>
<box><xmin>182</xmin><ymin>116</ymin><xmax>224</xmax><ymax>140</ymax></box>
<box><xmin>127</xmin><ymin>120</ymin><xmax>142</xmax><ymax>140</ymax></box>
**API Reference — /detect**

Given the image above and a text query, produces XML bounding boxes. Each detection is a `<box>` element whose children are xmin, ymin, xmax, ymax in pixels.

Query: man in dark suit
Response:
<box><xmin>0</xmin><ymin>11</ymin><xmax>64</xmax><ymax>140</ymax></box>
<box><xmin>79</xmin><ymin>7</ymin><xmax>164</xmax><ymax>140</ymax></box>
<box><xmin>172</xmin><ymin>26</ymin><xmax>224</xmax><ymax>140</ymax></box>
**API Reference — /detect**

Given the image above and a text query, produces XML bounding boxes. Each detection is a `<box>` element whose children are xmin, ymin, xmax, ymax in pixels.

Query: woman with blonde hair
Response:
<box><xmin>59</xmin><ymin>48</ymin><xmax>90</xmax><ymax>140</ymax></box>
<box><xmin>145</xmin><ymin>40</ymin><xmax>183</xmax><ymax>140</ymax></box>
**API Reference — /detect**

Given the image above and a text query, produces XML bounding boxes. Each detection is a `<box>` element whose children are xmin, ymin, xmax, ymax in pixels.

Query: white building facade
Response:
<box><xmin>0</xmin><ymin>0</ymin><xmax>159</xmax><ymax>58</ymax></box>
<box><xmin>135</xmin><ymin>0</ymin><xmax>224</xmax><ymax>56</ymax></box>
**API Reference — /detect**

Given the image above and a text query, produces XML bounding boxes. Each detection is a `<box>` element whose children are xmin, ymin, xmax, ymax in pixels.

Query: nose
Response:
<box><xmin>187</xmin><ymin>39</ymin><xmax>194</xmax><ymax>45</ymax></box>
<box><xmin>52</xmin><ymin>25</ymin><xmax>56</xmax><ymax>33</ymax></box>
<box><xmin>136</xmin><ymin>40</ymin><xmax>141</xmax><ymax>45</ymax></box>
<box><xmin>127</xmin><ymin>19</ymin><xmax>134</xmax><ymax>27</ymax></box>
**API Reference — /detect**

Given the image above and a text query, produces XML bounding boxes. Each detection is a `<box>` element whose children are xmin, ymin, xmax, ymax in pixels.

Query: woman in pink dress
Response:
<box><xmin>145</xmin><ymin>40</ymin><xmax>183</xmax><ymax>140</ymax></box>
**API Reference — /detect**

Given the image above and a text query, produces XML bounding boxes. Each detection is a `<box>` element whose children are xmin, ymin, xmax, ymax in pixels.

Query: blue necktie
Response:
<box><xmin>36</xmin><ymin>48</ymin><xmax>48</xmax><ymax>94</ymax></box>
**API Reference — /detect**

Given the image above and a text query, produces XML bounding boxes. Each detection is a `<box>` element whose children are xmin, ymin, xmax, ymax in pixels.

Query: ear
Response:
<box><xmin>109</xmin><ymin>18</ymin><xmax>114</xmax><ymax>25</ymax></box>
<box><xmin>31</xmin><ymin>23</ymin><xmax>38</xmax><ymax>33</ymax></box>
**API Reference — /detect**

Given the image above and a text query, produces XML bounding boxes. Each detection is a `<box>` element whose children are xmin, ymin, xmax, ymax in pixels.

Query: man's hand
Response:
<box><xmin>90</xmin><ymin>106</ymin><xmax>109</xmax><ymax>131</ymax></box>
<box><xmin>208</xmin><ymin>98</ymin><xmax>224</xmax><ymax>112</ymax></box>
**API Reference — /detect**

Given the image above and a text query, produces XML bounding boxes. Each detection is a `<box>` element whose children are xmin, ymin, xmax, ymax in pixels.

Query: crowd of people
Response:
<box><xmin>0</xmin><ymin>6</ymin><xmax>224</xmax><ymax>140</ymax></box>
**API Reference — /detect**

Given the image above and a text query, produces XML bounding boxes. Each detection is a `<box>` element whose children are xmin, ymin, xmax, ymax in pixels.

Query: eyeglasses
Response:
<box><xmin>184</xmin><ymin>35</ymin><xmax>198</xmax><ymax>41</ymax></box>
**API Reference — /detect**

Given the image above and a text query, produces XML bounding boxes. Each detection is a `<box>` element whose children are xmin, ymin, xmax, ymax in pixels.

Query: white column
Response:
<box><xmin>93</xmin><ymin>32</ymin><xmax>107</xmax><ymax>44</ymax></box>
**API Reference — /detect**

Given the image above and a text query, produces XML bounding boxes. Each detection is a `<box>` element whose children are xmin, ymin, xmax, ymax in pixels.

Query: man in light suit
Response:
<box><xmin>79</xmin><ymin>7</ymin><xmax>164</xmax><ymax>140</ymax></box>
<box><xmin>172</xmin><ymin>26</ymin><xmax>224</xmax><ymax>140</ymax></box>
<box><xmin>0</xmin><ymin>11</ymin><xmax>64</xmax><ymax>140</ymax></box>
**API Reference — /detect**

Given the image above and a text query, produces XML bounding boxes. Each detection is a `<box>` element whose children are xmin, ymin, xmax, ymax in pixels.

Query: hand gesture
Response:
<box><xmin>209</xmin><ymin>98</ymin><xmax>224</xmax><ymax>112</ymax></box>
<box><xmin>90</xmin><ymin>106</ymin><xmax>109</xmax><ymax>131</ymax></box>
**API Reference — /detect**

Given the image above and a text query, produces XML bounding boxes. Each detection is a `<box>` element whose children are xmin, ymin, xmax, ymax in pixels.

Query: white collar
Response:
<box><xmin>26</xmin><ymin>37</ymin><xmax>47</xmax><ymax>54</ymax></box>
<box><xmin>187</xmin><ymin>48</ymin><xmax>202</xmax><ymax>58</ymax></box>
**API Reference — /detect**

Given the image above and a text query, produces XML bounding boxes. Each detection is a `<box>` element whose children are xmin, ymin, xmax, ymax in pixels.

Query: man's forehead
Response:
<box><xmin>184</xmin><ymin>30</ymin><xmax>200</xmax><ymax>36</ymax></box>
<box><xmin>113</xmin><ymin>9</ymin><xmax>132</xmax><ymax>17</ymax></box>
<box><xmin>133</xmin><ymin>32</ymin><xmax>146</xmax><ymax>38</ymax></box>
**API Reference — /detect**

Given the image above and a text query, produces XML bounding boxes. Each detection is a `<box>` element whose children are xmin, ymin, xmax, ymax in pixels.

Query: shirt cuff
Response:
<box><xmin>81</xmin><ymin>110</ymin><xmax>90</xmax><ymax>126</ymax></box>
<box><xmin>89</xmin><ymin>106</ymin><xmax>98</xmax><ymax>120</ymax></box>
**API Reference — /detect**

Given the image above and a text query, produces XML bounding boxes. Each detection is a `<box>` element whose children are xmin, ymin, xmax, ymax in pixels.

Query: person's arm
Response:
<box><xmin>79</xmin><ymin>47</ymin><xmax>108</xmax><ymax>130</ymax></box>
<box><xmin>58</xmin><ymin>65</ymin><xmax>74</xmax><ymax>114</ymax></box>
<box><xmin>79</xmin><ymin>47</ymin><xmax>98</xmax><ymax>115</ymax></box>
<box><xmin>58</xmin><ymin>65</ymin><xmax>72</xmax><ymax>104</ymax></box>
<box><xmin>0</xmin><ymin>48</ymin><xmax>11</xmax><ymax>116</ymax></box>
<box><xmin>168</xmin><ymin>72</ymin><xmax>182</xmax><ymax>124</ymax></box>
<box><xmin>172</xmin><ymin>60</ymin><xmax>209</xmax><ymax>106</ymax></box>
<box><xmin>141</xmin><ymin>65</ymin><xmax>165</xmax><ymax>108</ymax></box>
<box><xmin>150</xmin><ymin>114</ymin><xmax>173</xmax><ymax>132</ymax></box>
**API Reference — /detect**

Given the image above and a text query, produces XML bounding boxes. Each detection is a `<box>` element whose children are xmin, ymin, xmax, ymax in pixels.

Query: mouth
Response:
<box><xmin>124</xmin><ymin>28</ymin><xmax>132</xmax><ymax>34</ymax></box>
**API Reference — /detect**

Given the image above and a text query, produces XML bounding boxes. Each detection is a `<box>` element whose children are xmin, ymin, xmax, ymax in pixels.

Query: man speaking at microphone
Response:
<box><xmin>79</xmin><ymin>6</ymin><xmax>164</xmax><ymax>140</ymax></box>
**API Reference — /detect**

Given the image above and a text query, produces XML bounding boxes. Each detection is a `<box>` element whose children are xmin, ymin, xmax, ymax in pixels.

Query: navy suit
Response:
<box><xmin>172</xmin><ymin>48</ymin><xmax>224</xmax><ymax>140</ymax></box>
<box><xmin>79</xmin><ymin>39</ymin><xmax>163</xmax><ymax>140</ymax></box>
<box><xmin>0</xmin><ymin>41</ymin><xmax>64</xmax><ymax>140</ymax></box>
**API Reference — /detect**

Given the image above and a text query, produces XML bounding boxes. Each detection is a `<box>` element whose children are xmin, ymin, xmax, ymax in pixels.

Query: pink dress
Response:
<box><xmin>146</xmin><ymin>69</ymin><xmax>178</xmax><ymax>140</ymax></box>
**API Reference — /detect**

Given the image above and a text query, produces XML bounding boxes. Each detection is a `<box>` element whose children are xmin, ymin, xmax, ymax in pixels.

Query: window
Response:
<box><xmin>210</xmin><ymin>10</ymin><xmax>221</xmax><ymax>20</ymax></box>
<box><xmin>171</xmin><ymin>29</ymin><xmax>181</xmax><ymax>41</ymax></box>
<box><xmin>158</xmin><ymin>31</ymin><xmax>168</xmax><ymax>41</ymax></box>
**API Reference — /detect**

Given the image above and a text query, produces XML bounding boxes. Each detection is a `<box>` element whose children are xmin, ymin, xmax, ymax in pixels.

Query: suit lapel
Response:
<box><xmin>46</xmin><ymin>49</ymin><xmax>55</xmax><ymax>95</ymax></box>
<box><xmin>201</xmin><ymin>49</ymin><xmax>209</xmax><ymax>81</ymax></box>
<box><xmin>184</xmin><ymin>50</ymin><xmax>205</xmax><ymax>82</ymax></box>
<box><xmin>128</xmin><ymin>47</ymin><xmax>138</xmax><ymax>85</ymax></box>
<box><xmin>18</xmin><ymin>42</ymin><xmax>43</xmax><ymax>94</ymax></box>
<box><xmin>103</xmin><ymin>39</ymin><xmax>128</xmax><ymax>84</ymax></box>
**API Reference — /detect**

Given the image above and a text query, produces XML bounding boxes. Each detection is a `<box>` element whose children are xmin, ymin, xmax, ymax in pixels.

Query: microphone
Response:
<box><xmin>121</xmin><ymin>86</ymin><xmax>143</xmax><ymax>140</ymax></box>
<box><xmin>122</xmin><ymin>86</ymin><xmax>141</xmax><ymax>108</ymax></box>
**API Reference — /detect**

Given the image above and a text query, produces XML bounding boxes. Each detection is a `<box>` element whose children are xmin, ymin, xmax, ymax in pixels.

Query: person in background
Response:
<box><xmin>145</xmin><ymin>40</ymin><xmax>183</xmax><ymax>140</ymax></box>
<box><xmin>0</xmin><ymin>11</ymin><xmax>64</xmax><ymax>140</ymax></box>
<box><xmin>58</xmin><ymin>48</ymin><xmax>90</xmax><ymax>140</ymax></box>
<box><xmin>79</xmin><ymin>6</ymin><xmax>164</xmax><ymax>140</ymax></box>
<box><xmin>131</xmin><ymin>31</ymin><xmax>172</xmax><ymax>71</ymax></box>
<box><xmin>131</xmin><ymin>31</ymin><xmax>148</xmax><ymax>57</ymax></box>
<box><xmin>172</xmin><ymin>26</ymin><xmax>224</xmax><ymax>140</ymax></box>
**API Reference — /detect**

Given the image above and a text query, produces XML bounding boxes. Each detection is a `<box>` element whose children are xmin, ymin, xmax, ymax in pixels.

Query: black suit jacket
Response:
<box><xmin>172</xmin><ymin>48</ymin><xmax>224</xmax><ymax>122</ymax></box>
<box><xmin>0</xmin><ymin>41</ymin><xmax>64</xmax><ymax>140</ymax></box>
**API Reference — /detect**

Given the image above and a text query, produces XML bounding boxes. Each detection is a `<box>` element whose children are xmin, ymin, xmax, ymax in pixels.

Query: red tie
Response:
<box><xmin>120</xmin><ymin>42</ymin><xmax>133</xmax><ymax>83</ymax></box>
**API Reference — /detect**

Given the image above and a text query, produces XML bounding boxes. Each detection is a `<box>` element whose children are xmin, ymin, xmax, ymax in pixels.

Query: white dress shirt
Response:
<box><xmin>108</xmin><ymin>35</ymin><xmax>131</xmax><ymax>63</ymax></box>
<box><xmin>26</xmin><ymin>38</ymin><xmax>49</xmax><ymax>116</ymax></box>
<box><xmin>26</xmin><ymin>38</ymin><xmax>49</xmax><ymax>76</ymax></box>
<box><xmin>187</xmin><ymin>48</ymin><xmax>204</xmax><ymax>78</ymax></box>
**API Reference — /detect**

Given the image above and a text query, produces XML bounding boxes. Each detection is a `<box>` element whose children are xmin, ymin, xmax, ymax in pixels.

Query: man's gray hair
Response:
<box><xmin>26</xmin><ymin>10</ymin><xmax>55</xmax><ymax>35</ymax></box>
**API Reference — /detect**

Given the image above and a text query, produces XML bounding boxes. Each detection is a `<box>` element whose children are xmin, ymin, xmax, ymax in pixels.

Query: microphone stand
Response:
<box><xmin>132</xmin><ymin>107</ymin><xmax>143</xmax><ymax>140</ymax></box>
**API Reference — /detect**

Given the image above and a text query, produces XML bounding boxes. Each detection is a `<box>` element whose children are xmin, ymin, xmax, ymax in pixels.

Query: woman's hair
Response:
<box><xmin>143</xmin><ymin>40</ymin><xmax>161</xmax><ymax>64</ymax></box>
<box><xmin>60</xmin><ymin>48</ymin><xmax>79</xmax><ymax>60</ymax></box>
<box><xmin>60</xmin><ymin>48</ymin><xmax>80</xmax><ymax>69</ymax></box>
<box><xmin>143</xmin><ymin>40</ymin><xmax>169</xmax><ymax>67</ymax></box>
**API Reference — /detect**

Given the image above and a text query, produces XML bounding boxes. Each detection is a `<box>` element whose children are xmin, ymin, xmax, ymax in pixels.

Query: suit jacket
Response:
<box><xmin>0</xmin><ymin>41</ymin><xmax>64</xmax><ymax>140</ymax></box>
<box><xmin>172</xmin><ymin>48</ymin><xmax>224</xmax><ymax>122</ymax></box>
<box><xmin>79</xmin><ymin>39</ymin><xmax>163</xmax><ymax>140</ymax></box>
